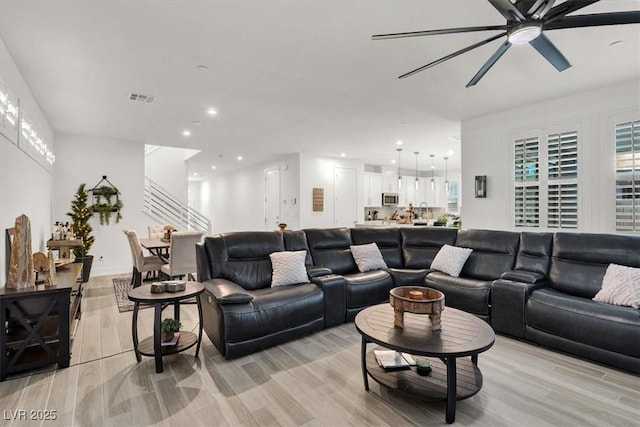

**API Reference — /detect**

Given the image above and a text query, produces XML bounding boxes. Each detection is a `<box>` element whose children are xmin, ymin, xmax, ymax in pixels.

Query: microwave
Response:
<box><xmin>382</xmin><ymin>193</ymin><xmax>399</xmax><ymax>206</ymax></box>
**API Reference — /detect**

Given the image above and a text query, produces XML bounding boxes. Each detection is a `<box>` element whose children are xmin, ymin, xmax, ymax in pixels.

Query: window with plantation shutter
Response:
<box><xmin>515</xmin><ymin>185</ymin><xmax>539</xmax><ymax>227</ymax></box>
<box><xmin>447</xmin><ymin>181</ymin><xmax>459</xmax><ymax>213</ymax></box>
<box><xmin>615</xmin><ymin>120</ymin><xmax>640</xmax><ymax>232</ymax></box>
<box><xmin>514</xmin><ymin>137</ymin><xmax>539</xmax><ymax>227</ymax></box>
<box><xmin>548</xmin><ymin>131</ymin><xmax>578</xmax><ymax>228</ymax></box>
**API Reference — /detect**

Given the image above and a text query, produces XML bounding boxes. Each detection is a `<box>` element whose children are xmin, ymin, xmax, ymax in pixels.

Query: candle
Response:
<box><xmin>409</xmin><ymin>290</ymin><xmax>423</xmax><ymax>300</ymax></box>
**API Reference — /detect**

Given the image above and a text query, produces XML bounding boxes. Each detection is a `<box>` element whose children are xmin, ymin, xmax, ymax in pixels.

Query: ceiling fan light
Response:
<box><xmin>508</xmin><ymin>23</ymin><xmax>542</xmax><ymax>45</ymax></box>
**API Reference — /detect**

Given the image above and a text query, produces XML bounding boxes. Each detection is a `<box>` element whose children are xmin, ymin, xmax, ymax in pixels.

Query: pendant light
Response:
<box><xmin>429</xmin><ymin>154</ymin><xmax>435</xmax><ymax>190</ymax></box>
<box><xmin>414</xmin><ymin>151</ymin><xmax>419</xmax><ymax>190</ymax></box>
<box><xmin>444</xmin><ymin>156</ymin><xmax>449</xmax><ymax>192</ymax></box>
<box><xmin>397</xmin><ymin>148</ymin><xmax>403</xmax><ymax>190</ymax></box>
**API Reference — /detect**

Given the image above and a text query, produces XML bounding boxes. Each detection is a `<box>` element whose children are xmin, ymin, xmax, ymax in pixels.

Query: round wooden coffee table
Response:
<box><xmin>128</xmin><ymin>282</ymin><xmax>204</xmax><ymax>373</ymax></box>
<box><xmin>355</xmin><ymin>304</ymin><xmax>495</xmax><ymax>424</ymax></box>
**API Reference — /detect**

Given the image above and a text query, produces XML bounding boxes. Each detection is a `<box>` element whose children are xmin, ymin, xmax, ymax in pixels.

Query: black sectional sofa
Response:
<box><xmin>196</xmin><ymin>227</ymin><xmax>640</xmax><ymax>374</ymax></box>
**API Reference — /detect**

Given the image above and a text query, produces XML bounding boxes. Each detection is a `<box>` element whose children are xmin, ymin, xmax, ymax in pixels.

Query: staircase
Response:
<box><xmin>143</xmin><ymin>177</ymin><xmax>211</xmax><ymax>233</ymax></box>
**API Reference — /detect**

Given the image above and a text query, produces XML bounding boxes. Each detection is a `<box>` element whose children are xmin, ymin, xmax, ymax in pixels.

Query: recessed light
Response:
<box><xmin>340</xmin><ymin>153</ymin><xmax>346</xmax><ymax>157</ymax></box>
<box><xmin>396</xmin><ymin>140</ymin><xmax>403</xmax><ymax>146</ymax></box>
<box><xmin>182</xmin><ymin>130</ymin><xmax>191</xmax><ymax>137</ymax></box>
<box><xmin>207</xmin><ymin>108</ymin><xmax>217</xmax><ymax>116</ymax></box>
<box><xmin>237</xmin><ymin>155</ymin><xmax>243</xmax><ymax>161</ymax></box>
<box><xmin>196</xmin><ymin>65</ymin><xmax>209</xmax><ymax>71</ymax></box>
<box><xmin>447</xmin><ymin>150</ymin><xmax>454</xmax><ymax>156</ymax></box>
<box><xmin>391</xmin><ymin>159</ymin><xmax>396</xmax><ymax>164</ymax></box>
<box><xmin>193</xmin><ymin>172</ymin><xmax>199</xmax><ymax>176</ymax></box>
<box><xmin>211</xmin><ymin>165</ymin><xmax>217</xmax><ymax>170</ymax></box>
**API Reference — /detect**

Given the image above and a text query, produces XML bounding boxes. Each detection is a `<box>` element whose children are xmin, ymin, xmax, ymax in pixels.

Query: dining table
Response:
<box><xmin>139</xmin><ymin>237</ymin><xmax>170</xmax><ymax>258</ymax></box>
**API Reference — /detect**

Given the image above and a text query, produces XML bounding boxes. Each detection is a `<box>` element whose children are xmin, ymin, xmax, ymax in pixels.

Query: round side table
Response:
<box><xmin>127</xmin><ymin>282</ymin><xmax>204</xmax><ymax>373</ymax></box>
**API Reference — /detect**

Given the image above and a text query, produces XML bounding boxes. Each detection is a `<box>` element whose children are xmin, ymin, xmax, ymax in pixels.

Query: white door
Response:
<box><xmin>264</xmin><ymin>168</ymin><xmax>280</xmax><ymax>230</ymax></box>
<box><xmin>334</xmin><ymin>167</ymin><xmax>357</xmax><ymax>227</ymax></box>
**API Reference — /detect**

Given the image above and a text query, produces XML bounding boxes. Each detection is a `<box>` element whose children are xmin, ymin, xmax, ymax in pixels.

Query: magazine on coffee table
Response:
<box><xmin>374</xmin><ymin>350</ymin><xmax>411</xmax><ymax>370</ymax></box>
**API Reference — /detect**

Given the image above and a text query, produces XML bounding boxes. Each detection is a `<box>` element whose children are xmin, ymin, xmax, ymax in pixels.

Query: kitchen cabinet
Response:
<box><xmin>382</xmin><ymin>173</ymin><xmax>398</xmax><ymax>194</ymax></box>
<box><xmin>363</xmin><ymin>173</ymin><xmax>382</xmax><ymax>207</ymax></box>
<box><xmin>424</xmin><ymin>177</ymin><xmax>447</xmax><ymax>208</ymax></box>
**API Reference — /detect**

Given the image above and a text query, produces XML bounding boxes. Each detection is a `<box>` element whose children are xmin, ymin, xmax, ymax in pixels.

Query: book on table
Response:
<box><xmin>374</xmin><ymin>350</ymin><xmax>413</xmax><ymax>370</ymax></box>
<box><xmin>161</xmin><ymin>332</ymin><xmax>180</xmax><ymax>347</ymax></box>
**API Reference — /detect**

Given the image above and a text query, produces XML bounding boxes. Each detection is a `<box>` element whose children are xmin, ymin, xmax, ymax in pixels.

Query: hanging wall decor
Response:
<box><xmin>475</xmin><ymin>175</ymin><xmax>487</xmax><ymax>198</ymax></box>
<box><xmin>89</xmin><ymin>175</ymin><xmax>124</xmax><ymax>225</ymax></box>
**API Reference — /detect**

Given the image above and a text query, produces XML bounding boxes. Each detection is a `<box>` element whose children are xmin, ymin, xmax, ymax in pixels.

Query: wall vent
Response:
<box><xmin>364</xmin><ymin>164</ymin><xmax>382</xmax><ymax>173</ymax></box>
<box><xmin>128</xmin><ymin>93</ymin><xmax>155</xmax><ymax>103</ymax></box>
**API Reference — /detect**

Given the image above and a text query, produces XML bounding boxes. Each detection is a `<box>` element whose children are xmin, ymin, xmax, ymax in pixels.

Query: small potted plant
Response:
<box><xmin>160</xmin><ymin>318</ymin><xmax>182</xmax><ymax>342</ymax></box>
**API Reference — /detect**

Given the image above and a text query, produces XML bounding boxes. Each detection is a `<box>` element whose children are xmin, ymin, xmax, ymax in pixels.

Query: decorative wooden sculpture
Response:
<box><xmin>7</xmin><ymin>214</ymin><xmax>34</xmax><ymax>289</ymax></box>
<box><xmin>32</xmin><ymin>251</ymin><xmax>57</xmax><ymax>287</ymax></box>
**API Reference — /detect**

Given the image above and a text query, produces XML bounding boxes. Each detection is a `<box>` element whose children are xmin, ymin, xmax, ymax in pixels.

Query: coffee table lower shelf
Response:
<box><xmin>365</xmin><ymin>348</ymin><xmax>483</xmax><ymax>401</ymax></box>
<box><xmin>137</xmin><ymin>331</ymin><xmax>198</xmax><ymax>357</ymax></box>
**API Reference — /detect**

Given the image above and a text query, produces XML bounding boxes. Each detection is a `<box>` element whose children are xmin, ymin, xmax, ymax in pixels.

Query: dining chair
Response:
<box><xmin>160</xmin><ymin>231</ymin><xmax>203</xmax><ymax>281</ymax></box>
<box><xmin>124</xmin><ymin>229</ymin><xmax>166</xmax><ymax>287</ymax></box>
<box><xmin>147</xmin><ymin>224</ymin><xmax>166</xmax><ymax>239</ymax></box>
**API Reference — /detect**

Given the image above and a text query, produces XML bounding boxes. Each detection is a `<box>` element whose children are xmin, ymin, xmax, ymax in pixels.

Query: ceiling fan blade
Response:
<box><xmin>399</xmin><ymin>33</ymin><xmax>507</xmax><ymax>79</ymax></box>
<box><xmin>529</xmin><ymin>33</ymin><xmax>571</xmax><ymax>71</ymax></box>
<box><xmin>531</xmin><ymin>0</ymin><xmax>556</xmax><ymax>19</ymax></box>
<box><xmin>372</xmin><ymin>25</ymin><xmax>509</xmax><ymax>40</ymax></box>
<box><xmin>545</xmin><ymin>11</ymin><xmax>640</xmax><ymax>30</ymax></box>
<box><xmin>545</xmin><ymin>0</ymin><xmax>599</xmax><ymax>23</ymax></box>
<box><xmin>488</xmin><ymin>0</ymin><xmax>526</xmax><ymax>22</ymax></box>
<box><xmin>466</xmin><ymin>41</ymin><xmax>511</xmax><ymax>87</ymax></box>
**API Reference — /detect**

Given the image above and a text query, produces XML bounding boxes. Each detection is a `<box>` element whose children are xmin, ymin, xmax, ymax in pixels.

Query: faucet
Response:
<box><xmin>419</xmin><ymin>202</ymin><xmax>428</xmax><ymax>219</ymax></box>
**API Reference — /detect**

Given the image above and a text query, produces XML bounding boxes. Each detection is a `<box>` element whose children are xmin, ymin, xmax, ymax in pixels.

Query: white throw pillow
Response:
<box><xmin>593</xmin><ymin>263</ymin><xmax>640</xmax><ymax>308</ymax></box>
<box><xmin>350</xmin><ymin>243</ymin><xmax>388</xmax><ymax>273</ymax></box>
<box><xmin>430</xmin><ymin>244</ymin><xmax>473</xmax><ymax>277</ymax></box>
<box><xmin>270</xmin><ymin>250</ymin><xmax>309</xmax><ymax>287</ymax></box>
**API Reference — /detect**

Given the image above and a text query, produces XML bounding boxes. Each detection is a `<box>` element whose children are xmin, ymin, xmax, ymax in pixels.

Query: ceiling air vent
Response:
<box><xmin>128</xmin><ymin>93</ymin><xmax>155</xmax><ymax>103</ymax></box>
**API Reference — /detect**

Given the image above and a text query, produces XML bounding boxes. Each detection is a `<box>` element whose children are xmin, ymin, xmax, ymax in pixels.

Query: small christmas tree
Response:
<box><xmin>67</xmin><ymin>183</ymin><xmax>95</xmax><ymax>258</ymax></box>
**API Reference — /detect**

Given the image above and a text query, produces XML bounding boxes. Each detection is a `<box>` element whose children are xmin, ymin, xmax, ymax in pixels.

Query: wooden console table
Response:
<box><xmin>0</xmin><ymin>263</ymin><xmax>82</xmax><ymax>381</ymax></box>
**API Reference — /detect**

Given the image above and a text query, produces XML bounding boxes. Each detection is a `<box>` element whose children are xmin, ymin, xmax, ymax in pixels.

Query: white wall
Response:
<box><xmin>299</xmin><ymin>153</ymin><xmax>365</xmax><ymax>228</ymax></box>
<box><xmin>461</xmin><ymin>79</ymin><xmax>640</xmax><ymax>233</ymax></box>
<box><xmin>197</xmin><ymin>154</ymin><xmax>301</xmax><ymax>233</ymax></box>
<box><xmin>145</xmin><ymin>146</ymin><xmax>190</xmax><ymax>203</ymax></box>
<box><xmin>0</xmin><ymin>37</ymin><xmax>54</xmax><ymax>286</ymax></box>
<box><xmin>53</xmin><ymin>133</ymin><xmax>149</xmax><ymax>276</ymax></box>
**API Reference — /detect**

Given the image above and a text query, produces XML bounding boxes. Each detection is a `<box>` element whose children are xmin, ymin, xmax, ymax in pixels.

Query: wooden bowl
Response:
<box><xmin>389</xmin><ymin>286</ymin><xmax>445</xmax><ymax>330</ymax></box>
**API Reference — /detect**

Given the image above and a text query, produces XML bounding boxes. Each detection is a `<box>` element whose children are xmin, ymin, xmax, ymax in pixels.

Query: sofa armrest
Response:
<box><xmin>491</xmin><ymin>278</ymin><xmax>546</xmax><ymax>338</ymax></box>
<box><xmin>307</xmin><ymin>266</ymin><xmax>333</xmax><ymax>279</ymax></box>
<box><xmin>501</xmin><ymin>270</ymin><xmax>546</xmax><ymax>284</ymax></box>
<box><xmin>311</xmin><ymin>274</ymin><xmax>346</xmax><ymax>327</ymax></box>
<box><xmin>202</xmin><ymin>278</ymin><xmax>254</xmax><ymax>304</ymax></box>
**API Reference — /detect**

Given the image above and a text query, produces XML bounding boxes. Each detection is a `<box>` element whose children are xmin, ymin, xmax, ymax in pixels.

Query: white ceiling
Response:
<box><xmin>1</xmin><ymin>0</ymin><xmax>639</xmax><ymax>176</ymax></box>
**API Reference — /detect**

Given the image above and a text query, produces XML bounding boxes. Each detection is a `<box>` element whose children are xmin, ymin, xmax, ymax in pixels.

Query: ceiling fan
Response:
<box><xmin>372</xmin><ymin>0</ymin><xmax>640</xmax><ymax>87</ymax></box>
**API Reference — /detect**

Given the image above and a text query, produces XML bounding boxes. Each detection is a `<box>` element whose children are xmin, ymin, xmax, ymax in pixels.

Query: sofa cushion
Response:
<box><xmin>304</xmin><ymin>228</ymin><xmax>357</xmax><ymax>275</ymax></box>
<box><xmin>430</xmin><ymin>244</ymin><xmax>472</xmax><ymax>277</ymax></box>
<box><xmin>527</xmin><ymin>288</ymin><xmax>640</xmax><ymax>358</ymax></box>
<box><xmin>270</xmin><ymin>250</ymin><xmax>309</xmax><ymax>287</ymax></box>
<box><xmin>350</xmin><ymin>243</ymin><xmax>387</xmax><ymax>272</ymax></box>
<box><xmin>351</xmin><ymin>227</ymin><xmax>403</xmax><ymax>268</ymax></box>
<box><xmin>400</xmin><ymin>227</ymin><xmax>458</xmax><ymax>269</ymax></box>
<box><xmin>593</xmin><ymin>264</ymin><xmax>640</xmax><ymax>308</ymax></box>
<box><xmin>424</xmin><ymin>271</ymin><xmax>492</xmax><ymax>316</ymax></box>
<box><xmin>344</xmin><ymin>270</ymin><xmax>394</xmax><ymax>309</ymax></box>
<box><xmin>455</xmin><ymin>229</ymin><xmax>520</xmax><ymax>280</ymax></box>
<box><xmin>549</xmin><ymin>233</ymin><xmax>640</xmax><ymax>298</ymax></box>
<box><xmin>222</xmin><ymin>283</ymin><xmax>324</xmax><ymax>344</ymax></box>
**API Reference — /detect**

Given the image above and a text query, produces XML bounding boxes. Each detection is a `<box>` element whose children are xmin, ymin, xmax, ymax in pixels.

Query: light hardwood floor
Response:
<box><xmin>1</xmin><ymin>274</ymin><xmax>638</xmax><ymax>427</ymax></box>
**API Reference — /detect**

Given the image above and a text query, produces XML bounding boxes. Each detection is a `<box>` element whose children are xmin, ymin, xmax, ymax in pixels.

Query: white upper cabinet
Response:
<box><xmin>382</xmin><ymin>173</ymin><xmax>398</xmax><ymax>194</ymax></box>
<box><xmin>363</xmin><ymin>172</ymin><xmax>383</xmax><ymax>207</ymax></box>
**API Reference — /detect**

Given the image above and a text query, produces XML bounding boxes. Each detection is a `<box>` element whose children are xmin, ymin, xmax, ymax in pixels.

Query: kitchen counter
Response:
<box><xmin>355</xmin><ymin>220</ymin><xmax>434</xmax><ymax>228</ymax></box>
